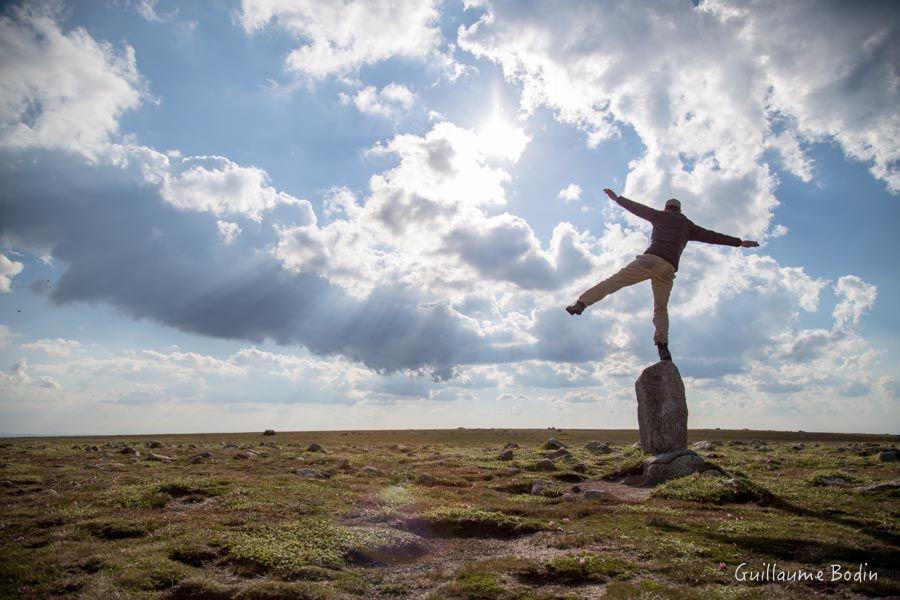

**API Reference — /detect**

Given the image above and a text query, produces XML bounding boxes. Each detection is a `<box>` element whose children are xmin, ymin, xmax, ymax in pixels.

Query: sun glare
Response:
<box><xmin>477</xmin><ymin>116</ymin><xmax>530</xmax><ymax>161</ymax></box>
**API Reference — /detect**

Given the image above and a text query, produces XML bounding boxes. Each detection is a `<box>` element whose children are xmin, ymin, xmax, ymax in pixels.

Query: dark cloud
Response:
<box><xmin>0</xmin><ymin>150</ymin><xmax>524</xmax><ymax>378</ymax></box>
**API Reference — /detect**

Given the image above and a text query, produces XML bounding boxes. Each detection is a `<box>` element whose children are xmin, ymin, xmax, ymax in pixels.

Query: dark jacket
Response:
<box><xmin>616</xmin><ymin>196</ymin><xmax>741</xmax><ymax>271</ymax></box>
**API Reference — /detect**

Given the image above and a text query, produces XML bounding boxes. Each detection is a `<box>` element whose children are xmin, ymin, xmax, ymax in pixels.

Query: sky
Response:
<box><xmin>1</xmin><ymin>0</ymin><xmax>898</xmax><ymax>435</ymax></box>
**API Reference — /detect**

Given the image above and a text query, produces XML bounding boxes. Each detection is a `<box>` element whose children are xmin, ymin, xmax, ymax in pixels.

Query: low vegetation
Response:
<box><xmin>1</xmin><ymin>428</ymin><xmax>897</xmax><ymax>598</ymax></box>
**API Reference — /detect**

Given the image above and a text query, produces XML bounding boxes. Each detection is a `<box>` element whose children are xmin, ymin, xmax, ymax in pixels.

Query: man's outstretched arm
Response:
<box><xmin>688</xmin><ymin>222</ymin><xmax>759</xmax><ymax>248</ymax></box>
<box><xmin>603</xmin><ymin>188</ymin><xmax>661</xmax><ymax>222</ymax></box>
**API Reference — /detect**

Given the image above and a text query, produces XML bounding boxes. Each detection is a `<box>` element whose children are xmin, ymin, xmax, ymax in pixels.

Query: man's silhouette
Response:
<box><xmin>566</xmin><ymin>188</ymin><xmax>759</xmax><ymax>361</ymax></box>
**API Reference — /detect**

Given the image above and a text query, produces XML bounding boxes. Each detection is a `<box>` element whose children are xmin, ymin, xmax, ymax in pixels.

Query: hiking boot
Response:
<box><xmin>565</xmin><ymin>300</ymin><xmax>586</xmax><ymax>315</ymax></box>
<box><xmin>656</xmin><ymin>343</ymin><xmax>672</xmax><ymax>361</ymax></box>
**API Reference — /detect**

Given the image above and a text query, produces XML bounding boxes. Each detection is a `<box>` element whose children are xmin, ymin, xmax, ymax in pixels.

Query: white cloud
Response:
<box><xmin>21</xmin><ymin>338</ymin><xmax>81</xmax><ymax>357</ymax></box>
<box><xmin>558</xmin><ymin>183</ymin><xmax>582</xmax><ymax>203</ymax></box>
<box><xmin>339</xmin><ymin>82</ymin><xmax>416</xmax><ymax>117</ymax></box>
<box><xmin>36</xmin><ymin>375</ymin><xmax>60</xmax><ymax>389</ymax></box>
<box><xmin>833</xmin><ymin>275</ymin><xmax>877</xmax><ymax>331</ymax></box>
<box><xmin>216</xmin><ymin>220</ymin><xmax>242</xmax><ymax>244</ymax></box>
<box><xmin>458</xmin><ymin>0</ymin><xmax>899</xmax><ymax>251</ymax></box>
<box><xmin>0</xmin><ymin>253</ymin><xmax>24</xmax><ymax>292</ymax></box>
<box><xmin>161</xmin><ymin>156</ymin><xmax>306</xmax><ymax>221</ymax></box>
<box><xmin>239</xmin><ymin>0</ymin><xmax>445</xmax><ymax>79</ymax></box>
<box><xmin>0</xmin><ymin>4</ymin><xmax>146</xmax><ymax>159</ymax></box>
<box><xmin>272</xmin><ymin>121</ymin><xmax>587</xmax><ymax>299</ymax></box>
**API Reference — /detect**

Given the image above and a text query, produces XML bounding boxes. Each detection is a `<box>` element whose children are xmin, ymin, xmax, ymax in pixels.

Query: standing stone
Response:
<box><xmin>635</xmin><ymin>361</ymin><xmax>688</xmax><ymax>454</ymax></box>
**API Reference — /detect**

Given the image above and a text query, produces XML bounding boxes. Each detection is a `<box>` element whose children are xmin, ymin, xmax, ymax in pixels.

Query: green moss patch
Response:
<box><xmin>806</xmin><ymin>471</ymin><xmax>860</xmax><ymax>487</ymax></box>
<box><xmin>652</xmin><ymin>475</ymin><xmax>774</xmax><ymax>504</ymax></box>
<box><xmin>491</xmin><ymin>480</ymin><xmax>534</xmax><ymax>494</ymax></box>
<box><xmin>413</xmin><ymin>506</ymin><xmax>545</xmax><ymax>538</ymax></box>
<box><xmin>228</xmin><ymin>518</ymin><xmax>426</xmax><ymax>575</ymax></box>
<box><xmin>83</xmin><ymin>517</ymin><xmax>157</xmax><ymax>539</ymax></box>
<box><xmin>168</xmin><ymin>578</ymin><xmax>338</xmax><ymax>600</ymax></box>
<box><xmin>106</xmin><ymin>477</ymin><xmax>230</xmax><ymax>508</ymax></box>
<box><xmin>432</xmin><ymin>572</ymin><xmax>506</xmax><ymax>599</ymax></box>
<box><xmin>518</xmin><ymin>552</ymin><xmax>633</xmax><ymax>585</ymax></box>
<box><xmin>118</xmin><ymin>557</ymin><xmax>188</xmax><ymax>591</ymax></box>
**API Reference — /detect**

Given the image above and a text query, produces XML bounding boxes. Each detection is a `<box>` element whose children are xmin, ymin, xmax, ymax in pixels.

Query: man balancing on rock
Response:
<box><xmin>566</xmin><ymin>188</ymin><xmax>759</xmax><ymax>362</ymax></box>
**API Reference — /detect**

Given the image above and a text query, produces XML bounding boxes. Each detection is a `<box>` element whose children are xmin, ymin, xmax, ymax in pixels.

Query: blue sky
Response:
<box><xmin>1</xmin><ymin>0</ymin><xmax>898</xmax><ymax>435</ymax></box>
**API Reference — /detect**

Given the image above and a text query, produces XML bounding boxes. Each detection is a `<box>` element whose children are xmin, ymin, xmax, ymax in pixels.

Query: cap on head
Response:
<box><xmin>664</xmin><ymin>198</ymin><xmax>681</xmax><ymax>212</ymax></box>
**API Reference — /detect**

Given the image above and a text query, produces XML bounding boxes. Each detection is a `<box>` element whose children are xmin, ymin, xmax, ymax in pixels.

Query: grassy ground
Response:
<box><xmin>0</xmin><ymin>428</ymin><xmax>897</xmax><ymax>599</ymax></box>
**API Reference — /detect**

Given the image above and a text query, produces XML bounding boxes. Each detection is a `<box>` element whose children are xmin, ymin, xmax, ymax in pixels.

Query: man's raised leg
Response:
<box><xmin>567</xmin><ymin>256</ymin><xmax>652</xmax><ymax>315</ymax></box>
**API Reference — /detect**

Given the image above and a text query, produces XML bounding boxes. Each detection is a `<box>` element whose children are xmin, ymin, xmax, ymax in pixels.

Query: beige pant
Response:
<box><xmin>578</xmin><ymin>253</ymin><xmax>676</xmax><ymax>344</ymax></box>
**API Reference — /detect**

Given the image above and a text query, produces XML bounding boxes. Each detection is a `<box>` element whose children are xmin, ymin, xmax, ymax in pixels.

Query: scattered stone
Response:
<box><xmin>145</xmin><ymin>440</ymin><xmax>163</xmax><ymax>449</ymax></box>
<box><xmin>307</xmin><ymin>443</ymin><xmax>325</xmax><ymax>453</ymax></box>
<box><xmin>146</xmin><ymin>452</ymin><xmax>172</xmax><ymax>462</ymax></box>
<box><xmin>635</xmin><ymin>361</ymin><xmax>688</xmax><ymax>454</ymax></box>
<box><xmin>222</xmin><ymin>443</ymin><xmax>239</xmax><ymax>449</ymax></box>
<box><xmin>295</xmin><ymin>468</ymin><xmax>326</xmax><ymax>479</ymax></box>
<box><xmin>504</xmin><ymin>467</ymin><xmax>521</xmax><ymax>476</ymax></box>
<box><xmin>728</xmin><ymin>440</ymin><xmax>746</xmax><ymax>446</ymax></box>
<box><xmin>544</xmin><ymin>448</ymin><xmax>571</xmax><ymax>460</ymax></box>
<box><xmin>877</xmin><ymin>450</ymin><xmax>899</xmax><ymax>462</ymax></box>
<box><xmin>791</xmin><ymin>443</ymin><xmax>805</xmax><ymax>451</ymax></box>
<box><xmin>536</xmin><ymin>458</ymin><xmax>556</xmax><ymax>471</ymax></box>
<box><xmin>187</xmin><ymin>444</ymin><xmax>198</xmax><ymax>449</ymax></box>
<box><xmin>704</xmin><ymin>452</ymin><xmax>722</xmax><ymax>459</ymax></box>
<box><xmin>543</xmin><ymin>438</ymin><xmax>566</xmax><ymax>450</ymax></box>
<box><xmin>584</xmin><ymin>441</ymin><xmax>612</xmax><ymax>454</ymax></box>
<box><xmin>571</xmin><ymin>485</ymin><xmax>582</xmax><ymax>494</ymax></box>
<box><xmin>498</xmin><ymin>449</ymin><xmax>514</xmax><ymax>461</ymax></box>
<box><xmin>503</xmin><ymin>442</ymin><xmax>519</xmax><ymax>450</ymax></box>
<box><xmin>416</xmin><ymin>473</ymin><xmax>435</xmax><ymax>486</ymax></box>
<box><xmin>572</xmin><ymin>463</ymin><xmax>588</xmax><ymax>474</ymax></box>
<box><xmin>631</xmin><ymin>442</ymin><xmax>642</xmax><ymax>450</ymax></box>
<box><xmin>334</xmin><ymin>458</ymin><xmax>351</xmax><ymax>470</ymax></box>
<box><xmin>692</xmin><ymin>441</ymin><xmax>713</xmax><ymax>451</ymax></box>
<box><xmin>701</xmin><ymin>469</ymin><xmax>726</xmax><ymax>478</ymax></box>
<box><xmin>120</xmin><ymin>447</ymin><xmax>139</xmax><ymax>456</ymax></box>
<box><xmin>756</xmin><ymin>445</ymin><xmax>770</xmax><ymax>452</ymax></box>
<box><xmin>624</xmin><ymin>449</ymin><xmax>705</xmax><ymax>487</ymax></box>
<box><xmin>187</xmin><ymin>451</ymin><xmax>212</xmax><ymax>464</ymax></box>
<box><xmin>861</xmin><ymin>480</ymin><xmax>900</xmax><ymax>493</ymax></box>
<box><xmin>263</xmin><ymin>429</ymin><xmax>276</xmax><ymax>436</ymax></box>
<box><xmin>818</xmin><ymin>476</ymin><xmax>850</xmax><ymax>487</ymax></box>
<box><xmin>85</xmin><ymin>445</ymin><xmax>99</xmax><ymax>452</ymax></box>
<box><xmin>530</xmin><ymin>479</ymin><xmax>552</xmax><ymax>496</ymax></box>
<box><xmin>0</xmin><ymin>480</ymin><xmax>13</xmax><ymax>488</ymax></box>
<box><xmin>233</xmin><ymin>452</ymin><xmax>251</xmax><ymax>460</ymax></box>
<box><xmin>360</xmin><ymin>466</ymin><xmax>379</xmax><ymax>476</ymax></box>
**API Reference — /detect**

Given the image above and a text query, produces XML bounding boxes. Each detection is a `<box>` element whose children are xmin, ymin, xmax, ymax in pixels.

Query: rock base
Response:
<box><xmin>636</xmin><ymin>361</ymin><xmax>688</xmax><ymax>454</ymax></box>
<box><xmin>622</xmin><ymin>449</ymin><xmax>706</xmax><ymax>487</ymax></box>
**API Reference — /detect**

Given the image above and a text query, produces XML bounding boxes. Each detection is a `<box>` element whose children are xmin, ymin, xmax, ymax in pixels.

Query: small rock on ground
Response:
<box><xmin>877</xmin><ymin>450</ymin><xmax>899</xmax><ymax>462</ymax></box>
<box><xmin>584</xmin><ymin>441</ymin><xmax>612</xmax><ymax>454</ymax></box>
<box><xmin>498</xmin><ymin>449</ymin><xmax>514</xmax><ymax>461</ymax></box>
<box><xmin>536</xmin><ymin>458</ymin><xmax>556</xmax><ymax>471</ymax></box>
<box><xmin>543</xmin><ymin>438</ymin><xmax>565</xmax><ymax>450</ymax></box>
